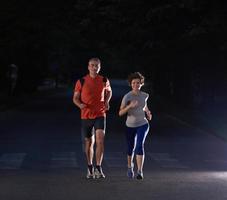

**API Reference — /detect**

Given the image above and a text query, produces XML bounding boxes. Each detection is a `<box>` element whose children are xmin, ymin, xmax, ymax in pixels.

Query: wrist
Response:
<box><xmin>127</xmin><ymin>105</ymin><xmax>131</xmax><ymax>109</ymax></box>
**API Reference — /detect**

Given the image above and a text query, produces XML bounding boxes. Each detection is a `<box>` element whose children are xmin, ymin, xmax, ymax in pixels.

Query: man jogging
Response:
<box><xmin>73</xmin><ymin>57</ymin><xmax>112</xmax><ymax>179</ymax></box>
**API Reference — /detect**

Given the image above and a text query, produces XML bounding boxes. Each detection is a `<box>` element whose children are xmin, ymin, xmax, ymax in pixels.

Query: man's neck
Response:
<box><xmin>89</xmin><ymin>73</ymin><xmax>98</xmax><ymax>78</ymax></box>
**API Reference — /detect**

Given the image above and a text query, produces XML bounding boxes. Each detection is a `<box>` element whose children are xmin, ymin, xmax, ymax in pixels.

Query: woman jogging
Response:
<box><xmin>119</xmin><ymin>72</ymin><xmax>152</xmax><ymax>180</ymax></box>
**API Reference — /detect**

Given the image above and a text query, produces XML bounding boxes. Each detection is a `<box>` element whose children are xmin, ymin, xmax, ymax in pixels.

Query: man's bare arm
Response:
<box><xmin>73</xmin><ymin>91</ymin><xmax>86</xmax><ymax>109</ymax></box>
<box><xmin>104</xmin><ymin>90</ymin><xmax>112</xmax><ymax>110</ymax></box>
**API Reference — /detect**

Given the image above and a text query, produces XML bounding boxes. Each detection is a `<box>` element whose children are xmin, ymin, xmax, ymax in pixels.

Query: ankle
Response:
<box><xmin>87</xmin><ymin>165</ymin><xmax>94</xmax><ymax>173</ymax></box>
<box><xmin>128</xmin><ymin>163</ymin><xmax>134</xmax><ymax>169</ymax></box>
<box><xmin>96</xmin><ymin>165</ymin><xmax>101</xmax><ymax>172</ymax></box>
<box><xmin>137</xmin><ymin>170</ymin><xmax>143</xmax><ymax>175</ymax></box>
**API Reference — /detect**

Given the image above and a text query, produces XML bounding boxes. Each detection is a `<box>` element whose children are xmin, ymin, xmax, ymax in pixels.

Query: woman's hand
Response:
<box><xmin>146</xmin><ymin>110</ymin><xmax>152</xmax><ymax>121</ymax></box>
<box><xmin>129</xmin><ymin>100</ymin><xmax>138</xmax><ymax>108</ymax></box>
<box><xmin>119</xmin><ymin>100</ymin><xmax>138</xmax><ymax>116</ymax></box>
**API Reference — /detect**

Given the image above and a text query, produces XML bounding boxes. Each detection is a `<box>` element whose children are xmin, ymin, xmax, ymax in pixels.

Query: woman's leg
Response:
<box><xmin>135</xmin><ymin>124</ymin><xmax>149</xmax><ymax>174</ymax></box>
<box><xmin>126</xmin><ymin>127</ymin><xmax>137</xmax><ymax>168</ymax></box>
<box><xmin>125</xmin><ymin>127</ymin><xmax>137</xmax><ymax>178</ymax></box>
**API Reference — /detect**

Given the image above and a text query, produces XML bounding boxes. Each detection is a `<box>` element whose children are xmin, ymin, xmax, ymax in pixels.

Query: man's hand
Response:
<box><xmin>105</xmin><ymin>101</ymin><xmax>110</xmax><ymax>111</ymax></box>
<box><xmin>79</xmin><ymin>103</ymin><xmax>87</xmax><ymax>109</ymax></box>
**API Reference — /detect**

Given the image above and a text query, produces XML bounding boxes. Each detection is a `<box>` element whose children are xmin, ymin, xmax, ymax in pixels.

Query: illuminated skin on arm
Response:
<box><xmin>73</xmin><ymin>91</ymin><xmax>87</xmax><ymax>109</ymax></box>
<box><xmin>119</xmin><ymin>99</ymin><xmax>138</xmax><ymax>116</ymax></box>
<box><xmin>144</xmin><ymin>105</ymin><xmax>152</xmax><ymax>120</ymax></box>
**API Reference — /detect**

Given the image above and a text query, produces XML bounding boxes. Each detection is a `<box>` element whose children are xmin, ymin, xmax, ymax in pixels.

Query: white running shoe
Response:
<box><xmin>86</xmin><ymin>167</ymin><xmax>95</xmax><ymax>179</ymax></box>
<box><xmin>95</xmin><ymin>167</ymin><xmax>105</xmax><ymax>179</ymax></box>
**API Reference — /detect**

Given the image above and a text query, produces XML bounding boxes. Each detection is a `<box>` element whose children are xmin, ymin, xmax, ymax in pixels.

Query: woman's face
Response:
<box><xmin>131</xmin><ymin>78</ymin><xmax>142</xmax><ymax>91</ymax></box>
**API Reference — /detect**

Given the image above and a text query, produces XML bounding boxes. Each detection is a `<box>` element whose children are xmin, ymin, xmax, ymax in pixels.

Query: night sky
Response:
<box><xmin>1</xmin><ymin>0</ymin><xmax>227</xmax><ymax>109</ymax></box>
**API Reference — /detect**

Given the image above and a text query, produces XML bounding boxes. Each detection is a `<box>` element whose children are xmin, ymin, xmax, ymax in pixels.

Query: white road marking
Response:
<box><xmin>105</xmin><ymin>152</ymin><xmax>125</xmax><ymax>168</ymax></box>
<box><xmin>50</xmin><ymin>152</ymin><xmax>79</xmax><ymax>168</ymax></box>
<box><xmin>147</xmin><ymin>152</ymin><xmax>190</xmax><ymax>169</ymax></box>
<box><xmin>0</xmin><ymin>153</ymin><xmax>26</xmax><ymax>169</ymax></box>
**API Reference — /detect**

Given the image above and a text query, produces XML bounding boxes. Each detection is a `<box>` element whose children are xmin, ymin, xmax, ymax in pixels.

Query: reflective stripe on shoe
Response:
<box><xmin>127</xmin><ymin>168</ymin><xmax>134</xmax><ymax>178</ymax></box>
<box><xmin>95</xmin><ymin>168</ymin><xmax>105</xmax><ymax>179</ymax></box>
<box><xmin>136</xmin><ymin>171</ymin><xmax>143</xmax><ymax>180</ymax></box>
<box><xmin>86</xmin><ymin>168</ymin><xmax>95</xmax><ymax>179</ymax></box>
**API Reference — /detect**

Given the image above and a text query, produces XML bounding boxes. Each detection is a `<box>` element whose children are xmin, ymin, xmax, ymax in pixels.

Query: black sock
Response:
<box><xmin>88</xmin><ymin>165</ymin><xmax>93</xmax><ymax>173</ymax></box>
<box><xmin>96</xmin><ymin>165</ymin><xmax>101</xmax><ymax>172</ymax></box>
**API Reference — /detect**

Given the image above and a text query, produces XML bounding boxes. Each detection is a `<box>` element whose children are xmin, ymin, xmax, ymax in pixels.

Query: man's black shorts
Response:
<box><xmin>81</xmin><ymin>117</ymin><xmax>106</xmax><ymax>138</ymax></box>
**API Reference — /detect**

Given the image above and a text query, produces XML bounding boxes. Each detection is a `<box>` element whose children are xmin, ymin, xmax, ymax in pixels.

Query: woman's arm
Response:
<box><xmin>119</xmin><ymin>100</ymin><xmax>138</xmax><ymax>116</ymax></box>
<box><xmin>144</xmin><ymin>105</ymin><xmax>152</xmax><ymax>121</ymax></box>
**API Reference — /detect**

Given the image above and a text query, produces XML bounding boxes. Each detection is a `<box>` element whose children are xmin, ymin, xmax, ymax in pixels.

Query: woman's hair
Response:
<box><xmin>127</xmin><ymin>72</ymin><xmax>145</xmax><ymax>86</ymax></box>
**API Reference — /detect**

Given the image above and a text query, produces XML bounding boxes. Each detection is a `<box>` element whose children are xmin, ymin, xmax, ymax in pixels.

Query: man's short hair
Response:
<box><xmin>89</xmin><ymin>57</ymin><xmax>101</xmax><ymax>64</ymax></box>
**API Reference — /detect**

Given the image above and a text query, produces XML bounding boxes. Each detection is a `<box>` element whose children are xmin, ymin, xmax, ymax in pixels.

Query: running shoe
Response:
<box><xmin>127</xmin><ymin>167</ymin><xmax>135</xmax><ymax>178</ymax></box>
<box><xmin>86</xmin><ymin>167</ymin><xmax>95</xmax><ymax>179</ymax></box>
<box><xmin>95</xmin><ymin>167</ymin><xmax>105</xmax><ymax>179</ymax></box>
<box><xmin>136</xmin><ymin>170</ymin><xmax>143</xmax><ymax>180</ymax></box>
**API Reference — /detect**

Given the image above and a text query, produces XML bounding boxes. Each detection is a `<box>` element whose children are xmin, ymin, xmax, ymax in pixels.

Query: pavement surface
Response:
<box><xmin>0</xmin><ymin>80</ymin><xmax>227</xmax><ymax>200</ymax></box>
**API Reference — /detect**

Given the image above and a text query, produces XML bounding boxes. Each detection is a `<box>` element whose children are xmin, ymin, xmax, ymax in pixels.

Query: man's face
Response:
<box><xmin>88</xmin><ymin>60</ymin><xmax>101</xmax><ymax>75</ymax></box>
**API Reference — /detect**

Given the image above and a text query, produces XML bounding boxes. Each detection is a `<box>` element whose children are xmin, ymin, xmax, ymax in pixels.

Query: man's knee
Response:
<box><xmin>85</xmin><ymin>136</ymin><xmax>94</xmax><ymax>146</ymax></box>
<box><xmin>95</xmin><ymin>138</ymin><xmax>104</xmax><ymax>147</ymax></box>
<box><xmin>95</xmin><ymin>129</ymin><xmax>105</xmax><ymax>139</ymax></box>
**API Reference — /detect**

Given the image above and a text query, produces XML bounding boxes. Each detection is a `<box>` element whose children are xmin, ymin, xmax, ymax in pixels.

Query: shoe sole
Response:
<box><xmin>127</xmin><ymin>171</ymin><xmax>134</xmax><ymax>178</ymax></box>
<box><xmin>95</xmin><ymin>175</ymin><xmax>105</xmax><ymax>179</ymax></box>
<box><xmin>136</xmin><ymin>175</ymin><xmax>143</xmax><ymax>180</ymax></box>
<box><xmin>86</xmin><ymin>176</ymin><xmax>95</xmax><ymax>179</ymax></box>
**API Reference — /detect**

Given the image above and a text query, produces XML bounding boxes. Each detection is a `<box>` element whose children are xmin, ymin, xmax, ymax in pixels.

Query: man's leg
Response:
<box><xmin>94</xmin><ymin>129</ymin><xmax>105</xmax><ymax>178</ymax></box>
<box><xmin>85</xmin><ymin>135</ymin><xmax>95</xmax><ymax>166</ymax></box>
<box><xmin>81</xmin><ymin>119</ymin><xmax>95</xmax><ymax>179</ymax></box>
<box><xmin>94</xmin><ymin>117</ymin><xmax>106</xmax><ymax>178</ymax></box>
<box><xmin>84</xmin><ymin>135</ymin><xmax>95</xmax><ymax>179</ymax></box>
<box><xmin>95</xmin><ymin>129</ymin><xmax>105</xmax><ymax>166</ymax></box>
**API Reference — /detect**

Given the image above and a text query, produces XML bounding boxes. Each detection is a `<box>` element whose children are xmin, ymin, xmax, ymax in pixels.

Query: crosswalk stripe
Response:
<box><xmin>204</xmin><ymin>159</ymin><xmax>227</xmax><ymax>164</ymax></box>
<box><xmin>0</xmin><ymin>153</ymin><xmax>26</xmax><ymax>169</ymax></box>
<box><xmin>50</xmin><ymin>152</ymin><xmax>79</xmax><ymax>168</ymax></box>
<box><xmin>105</xmin><ymin>152</ymin><xmax>125</xmax><ymax>168</ymax></box>
<box><xmin>147</xmin><ymin>152</ymin><xmax>174</xmax><ymax>160</ymax></box>
<box><xmin>147</xmin><ymin>152</ymin><xmax>190</xmax><ymax>169</ymax></box>
<box><xmin>0</xmin><ymin>151</ymin><xmax>190</xmax><ymax>170</ymax></box>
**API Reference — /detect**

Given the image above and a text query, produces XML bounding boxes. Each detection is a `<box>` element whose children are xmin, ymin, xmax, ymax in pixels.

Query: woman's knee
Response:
<box><xmin>135</xmin><ymin>144</ymin><xmax>144</xmax><ymax>155</ymax></box>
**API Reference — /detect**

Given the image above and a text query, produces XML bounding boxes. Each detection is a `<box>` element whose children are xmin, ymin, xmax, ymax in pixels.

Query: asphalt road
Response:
<box><xmin>0</xmin><ymin>81</ymin><xmax>227</xmax><ymax>200</ymax></box>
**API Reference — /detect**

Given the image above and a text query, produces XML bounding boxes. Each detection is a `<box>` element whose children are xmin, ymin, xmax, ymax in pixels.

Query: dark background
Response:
<box><xmin>1</xmin><ymin>0</ymin><xmax>227</xmax><ymax>112</ymax></box>
<box><xmin>1</xmin><ymin>2</ymin><xmax>227</xmax><ymax>199</ymax></box>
